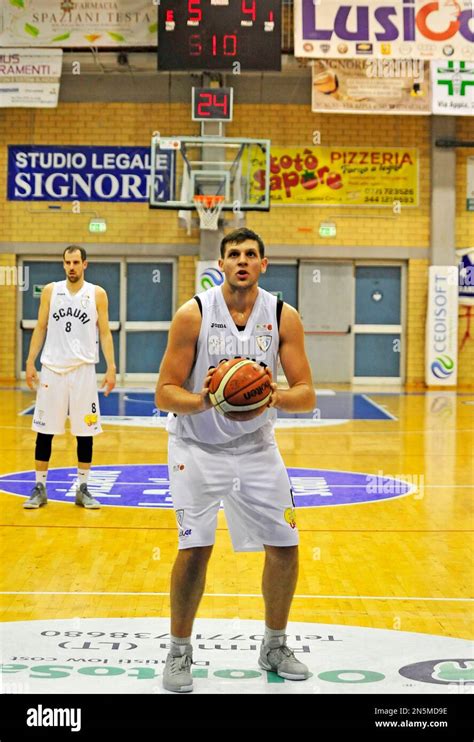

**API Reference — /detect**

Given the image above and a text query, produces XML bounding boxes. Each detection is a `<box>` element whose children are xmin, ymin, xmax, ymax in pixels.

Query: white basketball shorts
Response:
<box><xmin>32</xmin><ymin>364</ymin><xmax>102</xmax><ymax>437</ymax></box>
<box><xmin>168</xmin><ymin>423</ymin><xmax>299</xmax><ymax>552</ymax></box>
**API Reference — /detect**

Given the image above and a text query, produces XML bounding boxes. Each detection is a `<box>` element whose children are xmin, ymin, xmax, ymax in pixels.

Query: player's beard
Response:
<box><xmin>68</xmin><ymin>274</ymin><xmax>80</xmax><ymax>283</ymax></box>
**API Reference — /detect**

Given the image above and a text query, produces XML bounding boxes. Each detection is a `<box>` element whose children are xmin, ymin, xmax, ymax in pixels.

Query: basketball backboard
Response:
<box><xmin>149</xmin><ymin>134</ymin><xmax>271</xmax><ymax>213</ymax></box>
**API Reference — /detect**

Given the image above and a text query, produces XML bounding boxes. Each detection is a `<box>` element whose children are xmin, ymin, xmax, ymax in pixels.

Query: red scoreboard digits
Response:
<box><xmin>188</xmin><ymin>0</ymin><xmax>203</xmax><ymax>24</ymax></box>
<box><xmin>192</xmin><ymin>87</ymin><xmax>234</xmax><ymax>121</ymax></box>
<box><xmin>158</xmin><ymin>0</ymin><xmax>282</xmax><ymax>71</ymax></box>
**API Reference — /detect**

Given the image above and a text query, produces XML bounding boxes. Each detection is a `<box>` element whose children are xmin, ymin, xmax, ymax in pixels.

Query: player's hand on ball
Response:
<box><xmin>26</xmin><ymin>362</ymin><xmax>38</xmax><ymax>390</ymax></box>
<box><xmin>208</xmin><ymin>358</ymin><xmax>272</xmax><ymax>419</ymax></box>
<box><xmin>268</xmin><ymin>382</ymin><xmax>280</xmax><ymax>409</ymax></box>
<box><xmin>199</xmin><ymin>366</ymin><xmax>216</xmax><ymax>412</ymax></box>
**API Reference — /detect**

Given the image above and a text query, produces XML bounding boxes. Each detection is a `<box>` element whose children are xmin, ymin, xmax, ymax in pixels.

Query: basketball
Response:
<box><xmin>208</xmin><ymin>358</ymin><xmax>273</xmax><ymax>419</ymax></box>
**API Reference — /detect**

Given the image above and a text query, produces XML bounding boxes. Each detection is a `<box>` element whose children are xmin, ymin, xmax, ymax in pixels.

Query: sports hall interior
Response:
<box><xmin>0</xmin><ymin>5</ymin><xmax>472</xmax><ymax>696</ymax></box>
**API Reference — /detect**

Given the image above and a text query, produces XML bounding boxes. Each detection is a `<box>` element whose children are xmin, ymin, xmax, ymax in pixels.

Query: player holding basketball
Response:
<box><xmin>156</xmin><ymin>227</ymin><xmax>316</xmax><ymax>692</ymax></box>
<box><xmin>23</xmin><ymin>246</ymin><xmax>116</xmax><ymax>510</ymax></box>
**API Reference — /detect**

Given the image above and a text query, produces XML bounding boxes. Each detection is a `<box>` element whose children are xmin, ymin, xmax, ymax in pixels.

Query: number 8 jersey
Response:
<box><xmin>41</xmin><ymin>280</ymin><xmax>99</xmax><ymax>374</ymax></box>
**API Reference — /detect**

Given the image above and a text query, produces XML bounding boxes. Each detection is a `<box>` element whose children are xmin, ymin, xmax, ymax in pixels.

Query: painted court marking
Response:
<box><xmin>0</xmin><ymin>591</ymin><xmax>471</xmax><ymax>602</ymax></box>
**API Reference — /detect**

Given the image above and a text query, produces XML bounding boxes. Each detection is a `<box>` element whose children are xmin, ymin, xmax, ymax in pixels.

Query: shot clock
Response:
<box><xmin>158</xmin><ymin>0</ymin><xmax>282</xmax><ymax>71</ymax></box>
<box><xmin>192</xmin><ymin>87</ymin><xmax>234</xmax><ymax>121</ymax></box>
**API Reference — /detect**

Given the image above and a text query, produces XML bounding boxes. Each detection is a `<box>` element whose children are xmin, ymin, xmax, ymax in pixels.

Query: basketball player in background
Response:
<box><xmin>156</xmin><ymin>228</ymin><xmax>316</xmax><ymax>692</ymax></box>
<box><xmin>24</xmin><ymin>245</ymin><xmax>116</xmax><ymax>509</ymax></box>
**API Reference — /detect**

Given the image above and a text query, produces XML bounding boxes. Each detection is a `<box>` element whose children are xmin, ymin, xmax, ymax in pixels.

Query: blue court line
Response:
<box><xmin>20</xmin><ymin>391</ymin><xmax>394</xmax><ymax>421</ymax></box>
<box><xmin>360</xmin><ymin>394</ymin><xmax>397</xmax><ymax>421</ymax></box>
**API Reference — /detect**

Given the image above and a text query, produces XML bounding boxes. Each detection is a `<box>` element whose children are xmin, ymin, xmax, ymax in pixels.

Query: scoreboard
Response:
<box><xmin>158</xmin><ymin>0</ymin><xmax>282</xmax><ymax>71</ymax></box>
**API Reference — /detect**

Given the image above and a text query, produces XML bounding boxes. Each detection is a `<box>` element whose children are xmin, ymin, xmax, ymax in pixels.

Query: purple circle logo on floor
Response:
<box><xmin>0</xmin><ymin>465</ymin><xmax>416</xmax><ymax>508</ymax></box>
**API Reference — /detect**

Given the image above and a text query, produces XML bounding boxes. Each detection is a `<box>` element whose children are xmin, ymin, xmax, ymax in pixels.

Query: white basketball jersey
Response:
<box><xmin>41</xmin><ymin>280</ymin><xmax>99</xmax><ymax>374</ymax></box>
<box><xmin>167</xmin><ymin>285</ymin><xmax>279</xmax><ymax>444</ymax></box>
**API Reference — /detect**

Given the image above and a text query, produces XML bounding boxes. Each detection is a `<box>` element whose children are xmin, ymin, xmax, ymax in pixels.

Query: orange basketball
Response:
<box><xmin>208</xmin><ymin>358</ymin><xmax>273</xmax><ymax>419</ymax></box>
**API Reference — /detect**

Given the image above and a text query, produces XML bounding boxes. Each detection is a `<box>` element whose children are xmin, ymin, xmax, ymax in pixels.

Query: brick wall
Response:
<box><xmin>232</xmin><ymin>107</ymin><xmax>430</xmax><ymax>249</ymax></box>
<box><xmin>177</xmin><ymin>255</ymin><xmax>196</xmax><ymax>307</ymax></box>
<box><xmin>1</xmin><ymin>103</ymin><xmax>472</xmax><ymax>385</ymax></box>
<box><xmin>0</xmin><ymin>104</ymin><xmax>201</xmax><ymax>246</ymax></box>
<box><xmin>0</xmin><ymin>104</ymin><xmax>430</xmax><ymax>248</ymax></box>
<box><xmin>406</xmin><ymin>259</ymin><xmax>429</xmax><ymax>387</ymax></box>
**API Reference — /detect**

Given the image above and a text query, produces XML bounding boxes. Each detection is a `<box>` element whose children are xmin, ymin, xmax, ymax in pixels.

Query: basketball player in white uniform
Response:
<box><xmin>156</xmin><ymin>228</ymin><xmax>316</xmax><ymax>692</ymax></box>
<box><xmin>24</xmin><ymin>245</ymin><xmax>116</xmax><ymax>509</ymax></box>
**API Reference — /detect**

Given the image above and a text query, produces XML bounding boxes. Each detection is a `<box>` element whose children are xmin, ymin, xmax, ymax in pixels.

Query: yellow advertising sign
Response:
<box><xmin>250</xmin><ymin>146</ymin><xmax>419</xmax><ymax>206</ymax></box>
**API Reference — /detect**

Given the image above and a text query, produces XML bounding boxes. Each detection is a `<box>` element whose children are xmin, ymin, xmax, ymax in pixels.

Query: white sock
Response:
<box><xmin>77</xmin><ymin>469</ymin><xmax>89</xmax><ymax>486</ymax></box>
<box><xmin>170</xmin><ymin>634</ymin><xmax>192</xmax><ymax>656</ymax></box>
<box><xmin>36</xmin><ymin>471</ymin><xmax>47</xmax><ymax>485</ymax></box>
<box><xmin>264</xmin><ymin>625</ymin><xmax>287</xmax><ymax>646</ymax></box>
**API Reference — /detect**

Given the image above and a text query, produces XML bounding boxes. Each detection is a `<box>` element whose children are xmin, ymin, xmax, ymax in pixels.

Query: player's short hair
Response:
<box><xmin>220</xmin><ymin>228</ymin><xmax>265</xmax><ymax>259</ymax></box>
<box><xmin>63</xmin><ymin>245</ymin><xmax>87</xmax><ymax>262</ymax></box>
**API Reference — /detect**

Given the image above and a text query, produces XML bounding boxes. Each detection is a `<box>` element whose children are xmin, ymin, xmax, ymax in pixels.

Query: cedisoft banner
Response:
<box><xmin>425</xmin><ymin>266</ymin><xmax>458</xmax><ymax>385</ymax></box>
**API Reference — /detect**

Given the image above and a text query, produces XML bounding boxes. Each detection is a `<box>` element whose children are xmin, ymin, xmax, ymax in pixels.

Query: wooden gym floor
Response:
<box><xmin>0</xmin><ymin>383</ymin><xmax>472</xmax><ymax>642</ymax></box>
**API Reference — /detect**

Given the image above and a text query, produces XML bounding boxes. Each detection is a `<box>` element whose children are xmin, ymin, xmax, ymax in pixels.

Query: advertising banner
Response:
<box><xmin>0</xmin><ymin>0</ymin><xmax>156</xmax><ymax>47</ymax></box>
<box><xmin>295</xmin><ymin>0</ymin><xmax>474</xmax><ymax>61</ymax></box>
<box><xmin>431</xmin><ymin>60</ymin><xmax>474</xmax><ymax>115</ymax></box>
<box><xmin>0</xmin><ymin>48</ymin><xmax>62</xmax><ymax>108</ymax></box>
<box><xmin>312</xmin><ymin>59</ymin><xmax>431</xmax><ymax>114</ymax></box>
<box><xmin>195</xmin><ymin>262</ymin><xmax>224</xmax><ymax>294</ymax></box>
<box><xmin>250</xmin><ymin>145</ymin><xmax>419</xmax><ymax>206</ymax></box>
<box><xmin>7</xmin><ymin>145</ymin><xmax>174</xmax><ymax>203</ymax></box>
<box><xmin>425</xmin><ymin>266</ymin><xmax>459</xmax><ymax>385</ymax></box>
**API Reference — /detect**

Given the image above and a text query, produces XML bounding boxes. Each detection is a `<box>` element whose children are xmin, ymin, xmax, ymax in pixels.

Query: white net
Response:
<box><xmin>194</xmin><ymin>196</ymin><xmax>225</xmax><ymax>231</ymax></box>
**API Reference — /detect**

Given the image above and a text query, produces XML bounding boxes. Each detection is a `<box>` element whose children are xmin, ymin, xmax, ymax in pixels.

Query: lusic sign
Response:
<box><xmin>295</xmin><ymin>0</ymin><xmax>474</xmax><ymax>60</ymax></box>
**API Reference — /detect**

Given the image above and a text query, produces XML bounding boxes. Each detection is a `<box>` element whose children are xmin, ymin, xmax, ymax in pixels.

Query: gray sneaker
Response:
<box><xmin>75</xmin><ymin>483</ymin><xmax>101</xmax><ymax>509</ymax></box>
<box><xmin>23</xmin><ymin>482</ymin><xmax>48</xmax><ymax>509</ymax></box>
<box><xmin>162</xmin><ymin>646</ymin><xmax>193</xmax><ymax>693</ymax></box>
<box><xmin>258</xmin><ymin>638</ymin><xmax>310</xmax><ymax>680</ymax></box>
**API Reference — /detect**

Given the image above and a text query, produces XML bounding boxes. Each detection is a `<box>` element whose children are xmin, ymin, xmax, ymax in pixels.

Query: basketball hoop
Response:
<box><xmin>193</xmin><ymin>195</ymin><xmax>225</xmax><ymax>231</ymax></box>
